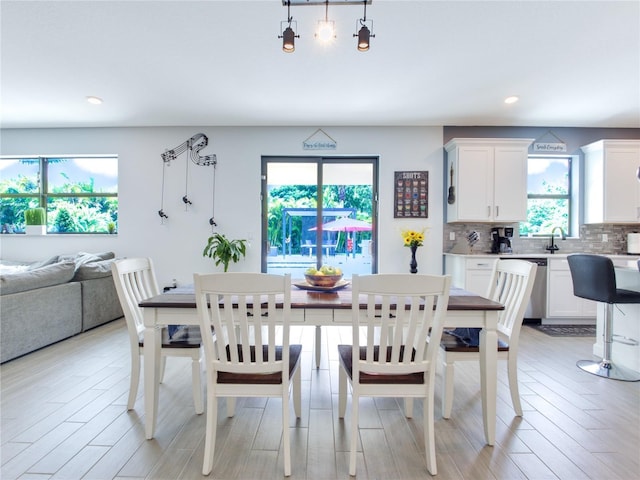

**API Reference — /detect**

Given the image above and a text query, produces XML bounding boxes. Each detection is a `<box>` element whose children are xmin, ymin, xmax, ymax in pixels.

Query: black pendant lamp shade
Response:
<box><xmin>283</xmin><ymin>26</ymin><xmax>296</xmax><ymax>52</ymax></box>
<box><xmin>357</xmin><ymin>24</ymin><xmax>370</xmax><ymax>51</ymax></box>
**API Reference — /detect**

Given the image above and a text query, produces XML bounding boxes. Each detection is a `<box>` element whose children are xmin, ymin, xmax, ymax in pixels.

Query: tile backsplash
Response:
<box><xmin>444</xmin><ymin>223</ymin><xmax>640</xmax><ymax>255</ymax></box>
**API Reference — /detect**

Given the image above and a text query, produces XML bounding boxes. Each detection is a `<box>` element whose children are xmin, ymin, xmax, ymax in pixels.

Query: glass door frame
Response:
<box><xmin>261</xmin><ymin>155</ymin><xmax>379</xmax><ymax>275</ymax></box>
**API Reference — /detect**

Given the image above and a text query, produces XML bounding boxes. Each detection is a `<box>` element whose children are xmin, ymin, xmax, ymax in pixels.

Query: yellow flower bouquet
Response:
<box><xmin>401</xmin><ymin>229</ymin><xmax>425</xmax><ymax>248</ymax></box>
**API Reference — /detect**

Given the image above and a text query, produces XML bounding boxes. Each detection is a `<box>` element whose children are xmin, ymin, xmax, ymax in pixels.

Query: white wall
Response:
<box><xmin>0</xmin><ymin>126</ymin><xmax>444</xmax><ymax>286</ymax></box>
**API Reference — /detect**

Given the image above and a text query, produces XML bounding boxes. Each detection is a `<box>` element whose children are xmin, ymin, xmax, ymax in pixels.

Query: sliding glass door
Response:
<box><xmin>262</xmin><ymin>156</ymin><xmax>377</xmax><ymax>279</ymax></box>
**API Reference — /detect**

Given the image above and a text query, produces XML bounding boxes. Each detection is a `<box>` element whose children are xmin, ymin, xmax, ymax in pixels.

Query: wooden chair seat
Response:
<box><xmin>218</xmin><ymin>345</ymin><xmax>302</xmax><ymax>384</ymax></box>
<box><xmin>337</xmin><ymin>345</ymin><xmax>424</xmax><ymax>384</ymax></box>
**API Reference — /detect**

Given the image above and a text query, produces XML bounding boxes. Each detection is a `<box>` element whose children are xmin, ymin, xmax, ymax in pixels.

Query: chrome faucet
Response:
<box><xmin>546</xmin><ymin>226</ymin><xmax>566</xmax><ymax>254</ymax></box>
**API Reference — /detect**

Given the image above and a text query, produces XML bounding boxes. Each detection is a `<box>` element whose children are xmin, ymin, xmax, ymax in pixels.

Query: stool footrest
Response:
<box><xmin>612</xmin><ymin>334</ymin><xmax>639</xmax><ymax>347</ymax></box>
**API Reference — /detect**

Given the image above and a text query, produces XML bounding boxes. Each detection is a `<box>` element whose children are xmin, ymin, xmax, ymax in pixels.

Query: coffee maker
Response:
<box><xmin>490</xmin><ymin>227</ymin><xmax>513</xmax><ymax>254</ymax></box>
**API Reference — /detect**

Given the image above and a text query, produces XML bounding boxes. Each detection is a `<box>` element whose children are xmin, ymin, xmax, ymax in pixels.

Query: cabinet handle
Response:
<box><xmin>487</xmin><ymin>206</ymin><xmax>491</xmax><ymax>217</ymax></box>
<box><xmin>496</xmin><ymin>205</ymin><xmax>499</xmax><ymax>217</ymax></box>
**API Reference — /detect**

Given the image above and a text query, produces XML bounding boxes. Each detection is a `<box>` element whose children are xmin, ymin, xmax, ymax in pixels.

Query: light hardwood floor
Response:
<box><xmin>2</xmin><ymin>318</ymin><xmax>639</xmax><ymax>479</ymax></box>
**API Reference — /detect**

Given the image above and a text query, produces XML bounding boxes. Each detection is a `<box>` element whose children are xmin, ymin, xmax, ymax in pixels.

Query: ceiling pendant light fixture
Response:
<box><xmin>279</xmin><ymin>1</ymin><xmax>374</xmax><ymax>51</ymax></box>
<box><xmin>279</xmin><ymin>0</ymin><xmax>299</xmax><ymax>53</ymax></box>
<box><xmin>354</xmin><ymin>0</ymin><xmax>374</xmax><ymax>51</ymax></box>
<box><xmin>315</xmin><ymin>0</ymin><xmax>336</xmax><ymax>44</ymax></box>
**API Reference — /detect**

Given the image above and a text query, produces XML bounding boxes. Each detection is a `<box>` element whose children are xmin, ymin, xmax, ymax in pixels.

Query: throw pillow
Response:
<box><xmin>0</xmin><ymin>261</ymin><xmax>76</xmax><ymax>295</ymax></box>
<box><xmin>72</xmin><ymin>259</ymin><xmax>115</xmax><ymax>281</ymax></box>
<box><xmin>79</xmin><ymin>251</ymin><xmax>115</xmax><ymax>261</ymax></box>
<box><xmin>28</xmin><ymin>255</ymin><xmax>60</xmax><ymax>270</ymax></box>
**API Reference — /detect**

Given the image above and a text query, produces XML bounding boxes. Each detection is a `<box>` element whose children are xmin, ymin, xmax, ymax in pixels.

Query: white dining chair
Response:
<box><xmin>440</xmin><ymin>259</ymin><xmax>537</xmax><ymax>418</ymax></box>
<box><xmin>338</xmin><ymin>273</ymin><xmax>452</xmax><ymax>476</ymax></box>
<box><xmin>193</xmin><ymin>272</ymin><xmax>302</xmax><ymax>477</ymax></box>
<box><xmin>111</xmin><ymin>257</ymin><xmax>203</xmax><ymax>413</ymax></box>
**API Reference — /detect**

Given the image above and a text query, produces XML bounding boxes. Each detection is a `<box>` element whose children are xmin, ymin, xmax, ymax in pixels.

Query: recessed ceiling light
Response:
<box><xmin>86</xmin><ymin>96</ymin><xmax>103</xmax><ymax>105</ymax></box>
<box><xmin>504</xmin><ymin>96</ymin><xmax>519</xmax><ymax>104</ymax></box>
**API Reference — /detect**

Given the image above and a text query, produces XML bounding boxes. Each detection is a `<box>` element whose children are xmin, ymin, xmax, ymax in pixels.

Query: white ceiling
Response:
<box><xmin>2</xmin><ymin>0</ymin><xmax>639</xmax><ymax>129</ymax></box>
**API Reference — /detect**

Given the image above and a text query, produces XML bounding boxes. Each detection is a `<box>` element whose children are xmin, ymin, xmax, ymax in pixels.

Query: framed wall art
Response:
<box><xmin>394</xmin><ymin>171</ymin><xmax>428</xmax><ymax>218</ymax></box>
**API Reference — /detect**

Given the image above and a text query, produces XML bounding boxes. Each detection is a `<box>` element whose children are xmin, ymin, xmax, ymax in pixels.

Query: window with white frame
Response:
<box><xmin>0</xmin><ymin>155</ymin><xmax>118</xmax><ymax>234</ymax></box>
<box><xmin>519</xmin><ymin>156</ymin><xmax>571</xmax><ymax>236</ymax></box>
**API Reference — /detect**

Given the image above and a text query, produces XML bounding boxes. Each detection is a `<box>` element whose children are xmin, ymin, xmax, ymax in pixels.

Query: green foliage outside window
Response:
<box><xmin>519</xmin><ymin>157</ymin><xmax>570</xmax><ymax>236</ymax></box>
<box><xmin>268</xmin><ymin>184</ymin><xmax>372</xmax><ymax>255</ymax></box>
<box><xmin>0</xmin><ymin>156</ymin><xmax>118</xmax><ymax>234</ymax></box>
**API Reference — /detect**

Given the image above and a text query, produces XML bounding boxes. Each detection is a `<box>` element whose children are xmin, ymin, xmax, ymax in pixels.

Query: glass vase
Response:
<box><xmin>410</xmin><ymin>245</ymin><xmax>418</xmax><ymax>274</ymax></box>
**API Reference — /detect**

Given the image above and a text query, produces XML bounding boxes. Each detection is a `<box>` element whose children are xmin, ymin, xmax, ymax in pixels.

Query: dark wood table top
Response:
<box><xmin>140</xmin><ymin>286</ymin><xmax>504</xmax><ymax>312</ymax></box>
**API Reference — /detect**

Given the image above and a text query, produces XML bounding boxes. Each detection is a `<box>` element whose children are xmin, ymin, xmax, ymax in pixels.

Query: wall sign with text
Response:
<box><xmin>394</xmin><ymin>171</ymin><xmax>428</xmax><ymax>218</ymax></box>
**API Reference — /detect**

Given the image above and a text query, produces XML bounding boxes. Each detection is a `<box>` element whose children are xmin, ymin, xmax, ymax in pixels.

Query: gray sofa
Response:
<box><xmin>0</xmin><ymin>252</ymin><xmax>124</xmax><ymax>363</ymax></box>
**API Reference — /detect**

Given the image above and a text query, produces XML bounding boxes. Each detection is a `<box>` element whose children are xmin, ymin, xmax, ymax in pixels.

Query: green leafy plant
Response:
<box><xmin>24</xmin><ymin>207</ymin><xmax>46</xmax><ymax>225</ymax></box>
<box><xmin>55</xmin><ymin>208</ymin><xmax>75</xmax><ymax>232</ymax></box>
<box><xmin>203</xmin><ymin>233</ymin><xmax>247</xmax><ymax>272</ymax></box>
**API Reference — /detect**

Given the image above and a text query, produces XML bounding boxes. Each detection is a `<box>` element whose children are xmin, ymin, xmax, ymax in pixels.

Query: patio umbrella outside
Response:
<box><xmin>314</xmin><ymin>217</ymin><xmax>372</xmax><ymax>232</ymax></box>
<box><xmin>309</xmin><ymin>217</ymin><xmax>372</xmax><ymax>258</ymax></box>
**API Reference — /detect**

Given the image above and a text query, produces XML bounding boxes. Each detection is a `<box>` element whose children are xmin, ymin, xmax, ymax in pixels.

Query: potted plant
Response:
<box><xmin>24</xmin><ymin>207</ymin><xmax>47</xmax><ymax>235</ymax></box>
<box><xmin>203</xmin><ymin>233</ymin><xmax>247</xmax><ymax>272</ymax></box>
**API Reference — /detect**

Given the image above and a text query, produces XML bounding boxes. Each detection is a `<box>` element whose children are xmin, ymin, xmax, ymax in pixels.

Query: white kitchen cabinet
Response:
<box><xmin>445</xmin><ymin>138</ymin><xmax>534</xmax><ymax>223</ymax></box>
<box><xmin>444</xmin><ymin>255</ymin><xmax>497</xmax><ymax>296</ymax></box>
<box><xmin>547</xmin><ymin>258</ymin><xmax>597</xmax><ymax>318</ymax></box>
<box><xmin>581</xmin><ymin>139</ymin><xmax>640</xmax><ymax>224</ymax></box>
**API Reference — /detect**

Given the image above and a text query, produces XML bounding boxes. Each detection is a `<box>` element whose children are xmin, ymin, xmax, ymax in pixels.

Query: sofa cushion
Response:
<box><xmin>84</xmin><ymin>251</ymin><xmax>115</xmax><ymax>261</ymax></box>
<box><xmin>59</xmin><ymin>251</ymin><xmax>115</xmax><ymax>263</ymax></box>
<box><xmin>0</xmin><ymin>261</ymin><xmax>76</xmax><ymax>295</ymax></box>
<box><xmin>28</xmin><ymin>255</ymin><xmax>60</xmax><ymax>271</ymax></box>
<box><xmin>0</xmin><ymin>260</ymin><xmax>31</xmax><ymax>275</ymax></box>
<box><xmin>72</xmin><ymin>259</ymin><xmax>115</xmax><ymax>281</ymax></box>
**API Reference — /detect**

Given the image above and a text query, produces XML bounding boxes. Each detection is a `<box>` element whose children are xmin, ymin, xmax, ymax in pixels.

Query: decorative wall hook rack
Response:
<box><xmin>158</xmin><ymin>133</ymin><xmax>218</xmax><ymax>224</ymax></box>
<box><xmin>161</xmin><ymin>133</ymin><xmax>217</xmax><ymax>166</ymax></box>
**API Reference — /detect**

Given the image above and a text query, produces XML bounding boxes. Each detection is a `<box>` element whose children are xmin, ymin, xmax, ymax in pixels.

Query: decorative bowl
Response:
<box><xmin>304</xmin><ymin>273</ymin><xmax>343</xmax><ymax>288</ymax></box>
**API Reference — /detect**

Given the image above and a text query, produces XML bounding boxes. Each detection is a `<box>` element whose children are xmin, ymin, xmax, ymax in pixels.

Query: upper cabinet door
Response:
<box><xmin>493</xmin><ymin>144</ymin><xmax>529</xmax><ymax>222</ymax></box>
<box><xmin>582</xmin><ymin>140</ymin><xmax>640</xmax><ymax>224</ymax></box>
<box><xmin>445</xmin><ymin>138</ymin><xmax>533</xmax><ymax>223</ymax></box>
<box><xmin>456</xmin><ymin>145</ymin><xmax>493</xmax><ymax>221</ymax></box>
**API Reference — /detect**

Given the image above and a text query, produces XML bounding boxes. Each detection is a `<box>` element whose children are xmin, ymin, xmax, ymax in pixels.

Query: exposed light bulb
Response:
<box><xmin>316</xmin><ymin>21</ymin><xmax>335</xmax><ymax>43</ymax></box>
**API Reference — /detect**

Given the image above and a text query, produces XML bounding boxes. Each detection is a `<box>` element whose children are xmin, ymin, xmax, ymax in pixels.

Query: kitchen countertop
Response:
<box><xmin>444</xmin><ymin>252</ymin><xmax>640</xmax><ymax>260</ymax></box>
<box><xmin>612</xmin><ymin>258</ymin><xmax>640</xmax><ymax>271</ymax></box>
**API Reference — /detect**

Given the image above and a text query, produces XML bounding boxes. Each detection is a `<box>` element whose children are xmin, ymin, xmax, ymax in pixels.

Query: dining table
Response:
<box><xmin>139</xmin><ymin>284</ymin><xmax>504</xmax><ymax>444</ymax></box>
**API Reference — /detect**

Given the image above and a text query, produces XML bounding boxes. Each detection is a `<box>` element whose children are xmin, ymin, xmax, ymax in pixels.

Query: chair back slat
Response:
<box><xmin>112</xmin><ymin>258</ymin><xmax>161</xmax><ymax>337</ymax></box>
<box><xmin>486</xmin><ymin>260</ymin><xmax>537</xmax><ymax>341</ymax></box>
<box><xmin>194</xmin><ymin>273</ymin><xmax>291</xmax><ymax>376</ymax></box>
<box><xmin>352</xmin><ymin>274</ymin><xmax>451</xmax><ymax>376</ymax></box>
